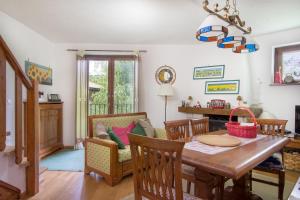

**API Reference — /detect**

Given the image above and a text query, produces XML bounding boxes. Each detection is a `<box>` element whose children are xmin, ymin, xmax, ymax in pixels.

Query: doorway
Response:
<box><xmin>87</xmin><ymin>55</ymin><xmax>137</xmax><ymax>115</ymax></box>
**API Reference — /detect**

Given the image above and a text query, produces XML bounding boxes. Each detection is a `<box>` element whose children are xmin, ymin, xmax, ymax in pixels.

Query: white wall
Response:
<box><xmin>0</xmin><ymin>11</ymin><xmax>56</xmax><ymax>192</ymax></box>
<box><xmin>54</xmin><ymin>42</ymin><xmax>249</xmax><ymax>145</ymax></box>
<box><xmin>249</xmin><ymin>27</ymin><xmax>300</xmax><ymax>132</ymax></box>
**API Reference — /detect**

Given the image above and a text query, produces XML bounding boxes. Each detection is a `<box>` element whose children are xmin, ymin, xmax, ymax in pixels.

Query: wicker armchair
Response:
<box><xmin>84</xmin><ymin>112</ymin><xmax>167</xmax><ymax>186</ymax></box>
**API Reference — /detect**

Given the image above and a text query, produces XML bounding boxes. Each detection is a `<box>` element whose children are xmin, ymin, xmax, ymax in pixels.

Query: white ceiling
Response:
<box><xmin>0</xmin><ymin>0</ymin><xmax>300</xmax><ymax>44</ymax></box>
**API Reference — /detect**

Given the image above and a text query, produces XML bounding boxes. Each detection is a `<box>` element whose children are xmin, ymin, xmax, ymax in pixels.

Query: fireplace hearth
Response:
<box><xmin>208</xmin><ymin>114</ymin><xmax>238</xmax><ymax>132</ymax></box>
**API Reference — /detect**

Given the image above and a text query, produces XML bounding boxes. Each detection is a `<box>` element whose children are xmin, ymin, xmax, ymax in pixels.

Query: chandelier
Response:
<box><xmin>196</xmin><ymin>0</ymin><xmax>259</xmax><ymax>53</ymax></box>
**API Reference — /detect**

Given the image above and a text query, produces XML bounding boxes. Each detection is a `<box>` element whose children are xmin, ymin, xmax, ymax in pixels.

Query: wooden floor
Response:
<box><xmin>28</xmin><ymin>172</ymin><xmax>133</xmax><ymax>200</ymax></box>
<box><xmin>28</xmin><ymin>170</ymin><xmax>299</xmax><ymax>200</ymax></box>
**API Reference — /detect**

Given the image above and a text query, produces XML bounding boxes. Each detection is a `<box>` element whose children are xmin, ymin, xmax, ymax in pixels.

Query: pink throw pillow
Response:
<box><xmin>112</xmin><ymin>122</ymin><xmax>135</xmax><ymax>145</ymax></box>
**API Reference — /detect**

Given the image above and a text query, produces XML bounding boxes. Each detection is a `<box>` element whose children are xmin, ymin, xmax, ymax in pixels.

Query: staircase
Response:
<box><xmin>0</xmin><ymin>35</ymin><xmax>40</xmax><ymax>198</ymax></box>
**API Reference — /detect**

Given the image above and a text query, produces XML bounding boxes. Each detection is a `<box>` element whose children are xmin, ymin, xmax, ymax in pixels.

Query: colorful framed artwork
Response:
<box><xmin>25</xmin><ymin>61</ymin><xmax>53</xmax><ymax>85</ymax></box>
<box><xmin>193</xmin><ymin>65</ymin><xmax>225</xmax><ymax>79</ymax></box>
<box><xmin>272</xmin><ymin>42</ymin><xmax>300</xmax><ymax>85</ymax></box>
<box><xmin>205</xmin><ymin>80</ymin><xmax>240</xmax><ymax>94</ymax></box>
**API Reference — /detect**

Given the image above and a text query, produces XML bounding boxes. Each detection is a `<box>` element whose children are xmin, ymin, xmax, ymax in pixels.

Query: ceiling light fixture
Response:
<box><xmin>196</xmin><ymin>0</ymin><xmax>258</xmax><ymax>53</ymax></box>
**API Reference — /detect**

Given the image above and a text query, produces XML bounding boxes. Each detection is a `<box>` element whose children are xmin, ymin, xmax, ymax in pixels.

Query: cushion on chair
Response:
<box><xmin>138</xmin><ymin>118</ymin><xmax>155</xmax><ymax>137</ymax></box>
<box><xmin>131</xmin><ymin>122</ymin><xmax>146</xmax><ymax>136</ymax></box>
<box><xmin>107</xmin><ymin>128</ymin><xmax>126</xmax><ymax>149</ymax></box>
<box><xmin>154</xmin><ymin>128</ymin><xmax>167</xmax><ymax>139</ymax></box>
<box><xmin>118</xmin><ymin>146</ymin><xmax>132</xmax><ymax>162</ymax></box>
<box><xmin>95</xmin><ymin>122</ymin><xmax>110</xmax><ymax>139</ymax></box>
<box><xmin>92</xmin><ymin>114</ymin><xmax>146</xmax><ymax>136</ymax></box>
<box><xmin>257</xmin><ymin>152</ymin><xmax>283</xmax><ymax>170</ymax></box>
<box><xmin>112</xmin><ymin>122</ymin><xmax>135</xmax><ymax>145</ymax></box>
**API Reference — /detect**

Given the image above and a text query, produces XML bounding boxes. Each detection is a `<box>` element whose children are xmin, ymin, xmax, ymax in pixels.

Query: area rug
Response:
<box><xmin>40</xmin><ymin>149</ymin><xmax>84</xmax><ymax>172</ymax></box>
<box><xmin>121</xmin><ymin>173</ymin><xmax>295</xmax><ymax>200</ymax></box>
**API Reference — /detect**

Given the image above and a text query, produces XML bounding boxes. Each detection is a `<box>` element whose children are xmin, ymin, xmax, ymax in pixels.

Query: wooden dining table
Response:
<box><xmin>181</xmin><ymin>130</ymin><xmax>290</xmax><ymax>200</ymax></box>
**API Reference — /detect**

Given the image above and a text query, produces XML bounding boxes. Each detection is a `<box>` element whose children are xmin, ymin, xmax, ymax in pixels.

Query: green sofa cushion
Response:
<box><xmin>131</xmin><ymin>122</ymin><xmax>146</xmax><ymax>136</ymax></box>
<box><xmin>106</xmin><ymin>127</ymin><xmax>125</xmax><ymax>149</ymax></box>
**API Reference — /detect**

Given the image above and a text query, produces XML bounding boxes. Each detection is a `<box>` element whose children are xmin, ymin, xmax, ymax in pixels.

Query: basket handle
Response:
<box><xmin>229</xmin><ymin>107</ymin><xmax>257</xmax><ymax>125</ymax></box>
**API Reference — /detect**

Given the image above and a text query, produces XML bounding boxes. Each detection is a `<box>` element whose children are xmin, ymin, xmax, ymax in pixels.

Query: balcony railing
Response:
<box><xmin>89</xmin><ymin>103</ymin><xmax>134</xmax><ymax>115</ymax></box>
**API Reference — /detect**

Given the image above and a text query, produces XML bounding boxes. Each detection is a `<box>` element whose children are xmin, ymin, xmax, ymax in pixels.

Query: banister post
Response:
<box><xmin>0</xmin><ymin>46</ymin><xmax>6</xmax><ymax>151</ymax></box>
<box><xmin>15</xmin><ymin>76</ymin><xmax>23</xmax><ymax>164</ymax></box>
<box><xmin>26</xmin><ymin>80</ymin><xmax>39</xmax><ymax>196</ymax></box>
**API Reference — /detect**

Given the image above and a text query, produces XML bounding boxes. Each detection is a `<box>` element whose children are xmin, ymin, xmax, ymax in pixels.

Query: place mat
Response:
<box><xmin>196</xmin><ymin>135</ymin><xmax>241</xmax><ymax>147</ymax></box>
<box><xmin>184</xmin><ymin>134</ymin><xmax>266</xmax><ymax>155</ymax></box>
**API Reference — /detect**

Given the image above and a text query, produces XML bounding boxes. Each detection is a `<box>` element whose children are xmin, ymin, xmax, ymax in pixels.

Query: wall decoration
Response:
<box><xmin>193</xmin><ymin>65</ymin><xmax>225</xmax><ymax>79</ymax></box>
<box><xmin>155</xmin><ymin>65</ymin><xmax>176</xmax><ymax>85</ymax></box>
<box><xmin>25</xmin><ymin>61</ymin><xmax>52</xmax><ymax>85</ymax></box>
<box><xmin>205</xmin><ymin>80</ymin><xmax>240</xmax><ymax>94</ymax></box>
<box><xmin>272</xmin><ymin>42</ymin><xmax>300</xmax><ymax>85</ymax></box>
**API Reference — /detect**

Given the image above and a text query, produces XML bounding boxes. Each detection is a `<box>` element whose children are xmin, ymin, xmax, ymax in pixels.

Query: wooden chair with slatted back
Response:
<box><xmin>164</xmin><ymin>119</ymin><xmax>190</xmax><ymax>140</ymax></box>
<box><xmin>128</xmin><ymin>134</ymin><xmax>201</xmax><ymax>200</ymax></box>
<box><xmin>250</xmin><ymin>118</ymin><xmax>288</xmax><ymax>200</ymax></box>
<box><xmin>190</xmin><ymin>118</ymin><xmax>209</xmax><ymax>136</ymax></box>
<box><xmin>164</xmin><ymin>119</ymin><xmax>196</xmax><ymax>194</ymax></box>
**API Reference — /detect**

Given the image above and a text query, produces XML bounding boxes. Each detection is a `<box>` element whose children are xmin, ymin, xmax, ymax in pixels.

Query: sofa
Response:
<box><xmin>84</xmin><ymin>112</ymin><xmax>167</xmax><ymax>186</ymax></box>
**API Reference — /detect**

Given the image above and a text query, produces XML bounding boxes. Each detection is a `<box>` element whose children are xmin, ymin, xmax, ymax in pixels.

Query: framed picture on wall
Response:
<box><xmin>205</xmin><ymin>80</ymin><xmax>240</xmax><ymax>94</ymax></box>
<box><xmin>25</xmin><ymin>61</ymin><xmax>53</xmax><ymax>85</ymax></box>
<box><xmin>193</xmin><ymin>65</ymin><xmax>225</xmax><ymax>79</ymax></box>
<box><xmin>272</xmin><ymin>42</ymin><xmax>300</xmax><ymax>85</ymax></box>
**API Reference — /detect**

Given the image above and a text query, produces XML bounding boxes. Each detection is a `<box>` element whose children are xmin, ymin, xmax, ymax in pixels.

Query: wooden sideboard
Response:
<box><xmin>39</xmin><ymin>102</ymin><xmax>63</xmax><ymax>158</ymax></box>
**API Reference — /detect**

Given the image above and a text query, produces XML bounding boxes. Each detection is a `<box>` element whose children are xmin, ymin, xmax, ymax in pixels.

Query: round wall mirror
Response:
<box><xmin>155</xmin><ymin>65</ymin><xmax>176</xmax><ymax>85</ymax></box>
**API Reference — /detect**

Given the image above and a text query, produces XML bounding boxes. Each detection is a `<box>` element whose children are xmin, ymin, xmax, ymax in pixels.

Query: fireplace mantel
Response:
<box><xmin>178</xmin><ymin>106</ymin><xmax>251</xmax><ymax>117</ymax></box>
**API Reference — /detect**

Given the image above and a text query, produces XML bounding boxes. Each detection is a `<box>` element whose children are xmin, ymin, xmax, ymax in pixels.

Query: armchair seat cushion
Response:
<box><xmin>257</xmin><ymin>152</ymin><xmax>283</xmax><ymax>170</ymax></box>
<box><xmin>118</xmin><ymin>146</ymin><xmax>132</xmax><ymax>162</ymax></box>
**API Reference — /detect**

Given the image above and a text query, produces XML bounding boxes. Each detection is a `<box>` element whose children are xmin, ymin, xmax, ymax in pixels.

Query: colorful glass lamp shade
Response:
<box><xmin>196</xmin><ymin>14</ymin><xmax>229</xmax><ymax>42</ymax></box>
<box><xmin>217</xmin><ymin>26</ymin><xmax>246</xmax><ymax>48</ymax></box>
<box><xmin>232</xmin><ymin>35</ymin><xmax>259</xmax><ymax>53</ymax></box>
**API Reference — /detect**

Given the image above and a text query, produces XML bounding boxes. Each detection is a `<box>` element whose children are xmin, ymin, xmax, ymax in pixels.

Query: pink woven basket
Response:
<box><xmin>225</xmin><ymin>107</ymin><xmax>258</xmax><ymax>138</ymax></box>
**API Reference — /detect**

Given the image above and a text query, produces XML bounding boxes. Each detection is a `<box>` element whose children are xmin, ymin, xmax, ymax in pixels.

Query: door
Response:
<box><xmin>87</xmin><ymin>55</ymin><xmax>136</xmax><ymax>115</ymax></box>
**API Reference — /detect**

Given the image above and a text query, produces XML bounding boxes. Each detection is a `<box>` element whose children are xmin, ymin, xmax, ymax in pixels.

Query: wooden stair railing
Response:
<box><xmin>0</xmin><ymin>35</ymin><xmax>39</xmax><ymax>196</ymax></box>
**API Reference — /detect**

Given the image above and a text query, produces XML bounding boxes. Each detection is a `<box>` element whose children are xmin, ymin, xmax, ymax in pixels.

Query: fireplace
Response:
<box><xmin>207</xmin><ymin>115</ymin><xmax>238</xmax><ymax>132</ymax></box>
<box><xmin>296</xmin><ymin>106</ymin><xmax>300</xmax><ymax>134</ymax></box>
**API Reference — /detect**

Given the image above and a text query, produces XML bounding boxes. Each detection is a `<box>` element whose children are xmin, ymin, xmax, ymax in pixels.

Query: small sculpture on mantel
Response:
<box><xmin>186</xmin><ymin>96</ymin><xmax>193</xmax><ymax>107</ymax></box>
<box><xmin>194</xmin><ymin>101</ymin><xmax>201</xmax><ymax>108</ymax></box>
<box><xmin>237</xmin><ymin>95</ymin><xmax>243</xmax><ymax>107</ymax></box>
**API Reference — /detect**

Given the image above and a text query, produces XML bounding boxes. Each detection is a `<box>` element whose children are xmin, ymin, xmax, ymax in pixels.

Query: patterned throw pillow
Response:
<box><xmin>112</xmin><ymin>122</ymin><xmax>136</xmax><ymax>145</ymax></box>
<box><xmin>138</xmin><ymin>118</ymin><xmax>155</xmax><ymax>137</ymax></box>
<box><xmin>106</xmin><ymin>127</ymin><xmax>125</xmax><ymax>149</ymax></box>
<box><xmin>95</xmin><ymin>122</ymin><xmax>110</xmax><ymax>139</ymax></box>
<box><xmin>131</xmin><ymin>122</ymin><xmax>146</xmax><ymax>136</ymax></box>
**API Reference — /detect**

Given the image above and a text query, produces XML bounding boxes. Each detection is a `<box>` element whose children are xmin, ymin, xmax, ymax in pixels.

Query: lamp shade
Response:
<box><xmin>157</xmin><ymin>83</ymin><xmax>174</xmax><ymax>96</ymax></box>
<box><xmin>233</xmin><ymin>34</ymin><xmax>259</xmax><ymax>53</ymax></box>
<box><xmin>196</xmin><ymin>14</ymin><xmax>228</xmax><ymax>42</ymax></box>
<box><xmin>217</xmin><ymin>25</ymin><xmax>246</xmax><ymax>48</ymax></box>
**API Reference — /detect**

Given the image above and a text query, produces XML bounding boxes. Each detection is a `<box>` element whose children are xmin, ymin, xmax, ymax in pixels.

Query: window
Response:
<box><xmin>87</xmin><ymin>55</ymin><xmax>137</xmax><ymax>115</ymax></box>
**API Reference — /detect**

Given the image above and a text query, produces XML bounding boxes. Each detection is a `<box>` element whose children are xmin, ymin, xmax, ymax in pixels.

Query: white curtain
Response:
<box><xmin>75</xmin><ymin>55</ymin><xmax>88</xmax><ymax>149</ymax></box>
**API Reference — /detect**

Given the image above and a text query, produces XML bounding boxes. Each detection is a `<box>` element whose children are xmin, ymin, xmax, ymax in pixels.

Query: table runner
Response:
<box><xmin>184</xmin><ymin>134</ymin><xmax>267</xmax><ymax>155</ymax></box>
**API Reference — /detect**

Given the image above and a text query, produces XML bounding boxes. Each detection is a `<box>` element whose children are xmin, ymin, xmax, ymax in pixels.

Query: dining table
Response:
<box><xmin>181</xmin><ymin>130</ymin><xmax>290</xmax><ymax>200</ymax></box>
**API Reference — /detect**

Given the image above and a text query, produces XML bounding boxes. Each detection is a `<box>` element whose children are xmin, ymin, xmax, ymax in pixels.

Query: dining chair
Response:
<box><xmin>164</xmin><ymin>119</ymin><xmax>195</xmax><ymax>194</ymax></box>
<box><xmin>190</xmin><ymin>118</ymin><xmax>209</xmax><ymax>136</ymax></box>
<box><xmin>250</xmin><ymin>118</ymin><xmax>288</xmax><ymax>200</ymax></box>
<box><xmin>164</xmin><ymin>119</ymin><xmax>190</xmax><ymax>140</ymax></box>
<box><xmin>128</xmin><ymin>134</ymin><xmax>202</xmax><ymax>200</ymax></box>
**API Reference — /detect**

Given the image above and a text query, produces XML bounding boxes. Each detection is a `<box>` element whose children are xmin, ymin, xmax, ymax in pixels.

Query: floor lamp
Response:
<box><xmin>158</xmin><ymin>83</ymin><xmax>174</xmax><ymax>122</ymax></box>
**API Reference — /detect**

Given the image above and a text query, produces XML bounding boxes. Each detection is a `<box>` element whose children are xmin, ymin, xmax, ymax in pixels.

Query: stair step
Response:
<box><xmin>3</xmin><ymin>146</ymin><xmax>15</xmax><ymax>155</ymax></box>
